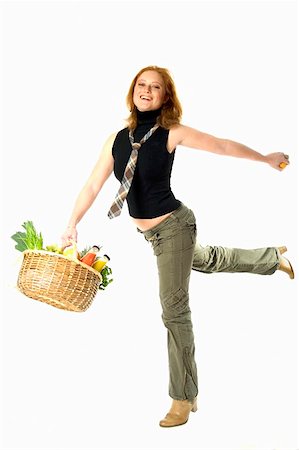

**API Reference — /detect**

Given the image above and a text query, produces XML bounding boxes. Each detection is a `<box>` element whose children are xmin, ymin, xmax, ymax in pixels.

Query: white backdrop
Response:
<box><xmin>1</xmin><ymin>1</ymin><xmax>298</xmax><ymax>449</ymax></box>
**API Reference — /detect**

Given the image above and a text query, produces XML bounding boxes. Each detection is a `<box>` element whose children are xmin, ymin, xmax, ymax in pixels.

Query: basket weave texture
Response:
<box><xmin>17</xmin><ymin>250</ymin><xmax>102</xmax><ymax>312</ymax></box>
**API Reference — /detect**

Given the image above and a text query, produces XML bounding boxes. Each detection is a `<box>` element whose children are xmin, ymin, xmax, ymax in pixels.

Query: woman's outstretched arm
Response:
<box><xmin>169</xmin><ymin>124</ymin><xmax>290</xmax><ymax>171</ymax></box>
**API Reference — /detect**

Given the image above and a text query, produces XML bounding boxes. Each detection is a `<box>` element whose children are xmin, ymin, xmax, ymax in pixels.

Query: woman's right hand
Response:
<box><xmin>265</xmin><ymin>152</ymin><xmax>290</xmax><ymax>171</ymax></box>
<box><xmin>61</xmin><ymin>225</ymin><xmax>78</xmax><ymax>250</ymax></box>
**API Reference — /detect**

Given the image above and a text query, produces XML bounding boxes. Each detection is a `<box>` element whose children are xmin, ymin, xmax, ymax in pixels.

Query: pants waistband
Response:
<box><xmin>137</xmin><ymin>203</ymin><xmax>191</xmax><ymax>240</ymax></box>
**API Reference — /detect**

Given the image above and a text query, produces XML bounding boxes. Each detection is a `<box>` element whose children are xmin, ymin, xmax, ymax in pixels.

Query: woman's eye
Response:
<box><xmin>138</xmin><ymin>83</ymin><xmax>145</xmax><ymax>87</ymax></box>
<box><xmin>153</xmin><ymin>85</ymin><xmax>160</xmax><ymax>89</ymax></box>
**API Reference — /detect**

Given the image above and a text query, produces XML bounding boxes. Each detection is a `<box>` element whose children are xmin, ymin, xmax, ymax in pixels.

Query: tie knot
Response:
<box><xmin>132</xmin><ymin>142</ymin><xmax>141</xmax><ymax>151</ymax></box>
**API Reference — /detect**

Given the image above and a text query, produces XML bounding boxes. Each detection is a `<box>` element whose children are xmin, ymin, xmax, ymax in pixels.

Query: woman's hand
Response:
<box><xmin>265</xmin><ymin>152</ymin><xmax>290</xmax><ymax>171</ymax></box>
<box><xmin>61</xmin><ymin>225</ymin><xmax>78</xmax><ymax>250</ymax></box>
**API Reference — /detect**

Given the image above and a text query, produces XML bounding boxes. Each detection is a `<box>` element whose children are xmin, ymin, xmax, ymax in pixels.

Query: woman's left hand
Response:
<box><xmin>265</xmin><ymin>152</ymin><xmax>290</xmax><ymax>171</ymax></box>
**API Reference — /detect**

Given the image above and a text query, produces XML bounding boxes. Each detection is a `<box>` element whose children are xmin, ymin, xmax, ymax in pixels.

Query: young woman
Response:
<box><xmin>61</xmin><ymin>66</ymin><xmax>294</xmax><ymax>428</ymax></box>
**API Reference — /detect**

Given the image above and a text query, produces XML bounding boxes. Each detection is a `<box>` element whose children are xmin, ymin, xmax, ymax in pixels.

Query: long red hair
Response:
<box><xmin>126</xmin><ymin>66</ymin><xmax>182</xmax><ymax>130</ymax></box>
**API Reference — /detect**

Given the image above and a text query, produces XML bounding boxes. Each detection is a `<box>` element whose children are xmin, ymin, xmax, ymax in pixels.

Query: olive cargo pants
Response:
<box><xmin>138</xmin><ymin>203</ymin><xmax>280</xmax><ymax>401</ymax></box>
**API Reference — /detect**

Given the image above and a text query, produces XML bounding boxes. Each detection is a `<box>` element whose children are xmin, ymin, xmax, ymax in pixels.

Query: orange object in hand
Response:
<box><xmin>279</xmin><ymin>162</ymin><xmax>287</xmax><ymax>169</ymax></box>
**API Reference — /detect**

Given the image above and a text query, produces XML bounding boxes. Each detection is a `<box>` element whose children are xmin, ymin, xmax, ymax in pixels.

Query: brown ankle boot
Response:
<box><xmin>277</xmin><ymin>247</ymin><xmax>294</xmax><ymax>279</ymax></box>
<box><xmin>159</xmin><ymin>398</ymin><xmax>198</xmax><ymax>428</ymax></box>
<box><xmin>279</xmin><ymin>255</ymin><xmax>295</xmax><ymax>279</ymax></box>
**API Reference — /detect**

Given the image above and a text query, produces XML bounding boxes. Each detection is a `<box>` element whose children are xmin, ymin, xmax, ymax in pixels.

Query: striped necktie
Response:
<box><xmin>108</xmin><ymin>123</ymin><xmax>159</xmax><ymax>219</ymax></box>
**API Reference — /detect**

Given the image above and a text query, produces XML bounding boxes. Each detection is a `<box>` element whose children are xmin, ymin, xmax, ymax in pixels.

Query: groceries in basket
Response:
<box><xmin>11</xmin><ymin>221</ymin><xmax>113</xmax><ymax>312</ymax></box>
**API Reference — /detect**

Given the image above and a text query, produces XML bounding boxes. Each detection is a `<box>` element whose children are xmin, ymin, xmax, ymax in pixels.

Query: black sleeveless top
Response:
<box><xmin>112</xmin><ymin>108</ymin><xmax>181</xmax><ymax>218</ymax></box>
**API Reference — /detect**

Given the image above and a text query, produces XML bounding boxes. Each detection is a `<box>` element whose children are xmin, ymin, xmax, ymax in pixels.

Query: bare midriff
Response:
<box><xmin>132</xmin><ymin>211</ymin><xmax>174</xmax><ymax>232</ymax></box>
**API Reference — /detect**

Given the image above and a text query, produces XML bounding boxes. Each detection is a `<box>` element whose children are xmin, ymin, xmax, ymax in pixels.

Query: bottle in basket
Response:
<box><xmin>92</xmin><ymin>254</ymin><xmax>110</xmax><ymax>272</ymax></box>
<box><xmin>80</xmin><ymin>245</ymin><xmax>100</xmax><ymax>266</ymax></box>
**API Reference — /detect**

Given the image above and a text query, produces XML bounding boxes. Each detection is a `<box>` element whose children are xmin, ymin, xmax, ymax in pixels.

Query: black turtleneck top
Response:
<box><xmin>112</xmin><ymin>108</ymin><xmax>181</xmax><ymax>219</ymax></box>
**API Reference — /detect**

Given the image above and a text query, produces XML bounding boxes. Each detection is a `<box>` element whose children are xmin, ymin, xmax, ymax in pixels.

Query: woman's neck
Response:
<box><xmin>136</xmin><ymin>108</ymin><xmax>162</xmax><ymax>125</ymax></box>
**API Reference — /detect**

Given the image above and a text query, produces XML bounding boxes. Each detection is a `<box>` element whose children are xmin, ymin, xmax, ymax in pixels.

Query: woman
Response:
<box><xmin>61</xmin><ymin>65</ymin><xmax>294</xmax><ymax>428</ymax></box>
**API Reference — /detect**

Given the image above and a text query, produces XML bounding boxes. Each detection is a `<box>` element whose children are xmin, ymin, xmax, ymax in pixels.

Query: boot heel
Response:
<box><xmin>191</xmin><ymin>399</ymin><xmax>198</xmax><ymax>413</ymax></box>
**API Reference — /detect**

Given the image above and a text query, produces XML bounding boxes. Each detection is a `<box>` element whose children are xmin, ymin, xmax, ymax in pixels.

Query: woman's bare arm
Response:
<box><xmin>61</xmin><ymin>132</ymin><xmax>116</xmax><ymax>247</ymax></box>
<box><xmin>169</xmin><ymin>124</ymin><xmax>290</xmax><ymax>170</ymax></box>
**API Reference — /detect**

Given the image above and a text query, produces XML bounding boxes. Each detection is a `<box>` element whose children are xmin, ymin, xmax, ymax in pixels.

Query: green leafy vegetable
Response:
<box><xmin>99</xmin><ymin>266</ymin><xmax>113</xmax><ymax>290</ymax></box>
<box><xmin>11</xmin><ymin>221</ymin><xmax>44</xmax><ymax>252</ymax></box>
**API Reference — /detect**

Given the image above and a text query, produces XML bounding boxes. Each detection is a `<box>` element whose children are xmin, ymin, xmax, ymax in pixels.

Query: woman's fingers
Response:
<box><xmin>61</xmin><ymin>226</ymin><xmax>78</xmax><ymax>250</ymax></box>
<box><xmin>266</xmin><ymin>152</ymin><xmax>290</xmax><ymax>171</ymax></box>
<box><xmin>279</xmin><ymin>153</ymin><xmax>290</xmax><ymax>170</ymax></box>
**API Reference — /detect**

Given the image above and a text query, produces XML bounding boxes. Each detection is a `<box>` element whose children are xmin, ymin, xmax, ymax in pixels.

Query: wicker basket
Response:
<box><xmin>17</xmin><ymin>250</ymin><xmax>102</xmax><ymax>312</ymax></box>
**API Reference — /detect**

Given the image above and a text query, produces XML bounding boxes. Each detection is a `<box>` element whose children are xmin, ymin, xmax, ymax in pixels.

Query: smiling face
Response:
<box><xmin>133</xmin><ymin>70</ymin><xmax>166</xmax><ymax>112</ymax></box>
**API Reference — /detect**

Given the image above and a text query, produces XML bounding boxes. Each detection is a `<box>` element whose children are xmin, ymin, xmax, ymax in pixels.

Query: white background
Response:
<box><xmin>1</xmin><ymin>1</ymin><xmax>298</xmax><ymax>449</ymax></box>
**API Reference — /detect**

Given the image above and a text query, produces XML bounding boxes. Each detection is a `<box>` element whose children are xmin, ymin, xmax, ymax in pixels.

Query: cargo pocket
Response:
<box><xmin>164</xmin><ymin>288</ymin><xmax>190</xmax><ymax>315</ymax></box>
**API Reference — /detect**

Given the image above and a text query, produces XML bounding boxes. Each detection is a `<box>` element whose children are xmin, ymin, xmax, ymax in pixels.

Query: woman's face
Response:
<box><xmin>133</xmin><ymin>70</ymin><xmax>166</xmax><ymax>112</ymax></box>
